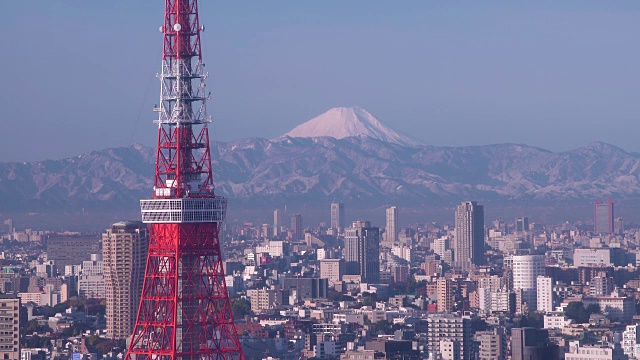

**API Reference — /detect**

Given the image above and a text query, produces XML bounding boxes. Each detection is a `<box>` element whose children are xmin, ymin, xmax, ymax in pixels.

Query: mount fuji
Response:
<box><xmin>282</xmin><ymin>106</ymin><xmax>422</xmax><ymax>147</ymax></box>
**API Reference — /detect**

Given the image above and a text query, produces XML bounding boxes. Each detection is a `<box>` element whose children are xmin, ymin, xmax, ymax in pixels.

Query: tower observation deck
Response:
<box><xmin>124</xmin><ymin>1</ymin><xmax>245</xmax><ymax>360</ymax></box>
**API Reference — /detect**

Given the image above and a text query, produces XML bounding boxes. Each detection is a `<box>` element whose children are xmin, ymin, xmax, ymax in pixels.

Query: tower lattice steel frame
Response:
<box><xmin>124</xmin><ymin>1</ymin><xmax>245</xmax><ymax>360</ymax></box>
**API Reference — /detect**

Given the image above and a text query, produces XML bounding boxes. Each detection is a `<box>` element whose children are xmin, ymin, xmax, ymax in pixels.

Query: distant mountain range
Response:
<box><xmin>1</xmin><ymin>107</ymin><xmax>639</xmax><ymax>212</ymax></box>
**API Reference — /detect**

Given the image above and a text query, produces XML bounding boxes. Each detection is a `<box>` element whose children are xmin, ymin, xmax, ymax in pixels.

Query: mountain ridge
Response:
<box><xmin>1</xmin><ymin>138</ymin><xmax>639</xmax><ymax>212</ymax></box>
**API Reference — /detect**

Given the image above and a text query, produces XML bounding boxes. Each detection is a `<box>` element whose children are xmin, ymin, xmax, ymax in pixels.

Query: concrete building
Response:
<box><xmin>566</xmin><ymin>341</ymin><xmax>628</xmax><ymax>360</ymax></box>
<box><xmin>77</xmin><ymin>274</ymin><xmax>105</xmax><ymax>299</ymax></box>
<box><xmin>426</xmin><ymin>314</ymin><xmax>472</xmax><ymax>360</ymax></box>
<box><xmin>47</xmin><ymin>235</ymin><xmax>100</xmax><ymax>268</ymax></box>
<box><xmin>330</xmin><ymin>202</ymin><xmax>345</xmax><ymax>232</ymax></box>
<box><xmin>477</xmin><ymin>327</ymin><xmax>506</xmax><ymax>360</ymax></box>
<box><xmin>291</xmin><ymin>214</ymin><xmax>303</xmax><ymax>241</ymax></box>
<box><xmin>344</xmin><ymin>221</ymin><xmax>380</xmax><ymax>283</ymax></box>
<box><xmin>623</xmin><ymin>325</ymin><xmax>640</xmax><ymax>359</ymax></box>
<box><xmin>594</xmin><ymin>199</ymin><xmax>615</xmax><ymax>234</ymax></box>
<box><xmin>385</xmin><ymin>207</ymin><xmax>399</xmax><ymax>243</ymax></box>
<box><xmin>536</xmin><ymin>276</ymin><xmax>553</xmax><ymax>313</ymax></box>
<box><xmin>543</xmin><ymin>313</ymin><xmax>572</xmax><ymax>330</ymax></box>
<box><xmin>590</xmin><ymin>276</ymin><xmax>614</xmax><ymax>297</ymax></box>
<box><xmin>0</xmin><ymin>296</ymin><xmax>19</xmax><ymax>360</ymax></box>
<box><xmin>583</xmin><ymin>295</ymin><xmax>635</xmax><ymax>323</ymax></box>
<box><xmin>511</xmin><ymin>328</ymin><xmax>558</xmax><ymax>360</ymax></box>
<box><xmin>320</xmin><ymin>259</ymin><xmax>345</xmax><ymax>285</ymax></box>
<box><xmin>273</xmin><ymin>209</ymin><xmax>282</xmax><ymax>237</ymax></box>
<box><xmin>102</xmin><ymin>221</ymin><xmax>149</xmax><ymax>340</ymax></box>
<box><xmin>437</xmin><ymin>277</ymin><xmax>453</xmax><ymax>313</ymax></box>
<box><xmin>515</xmin><ymin>217</ymin><xmax>529</xmax><ymax>233</ymax></box>
<box><xmin>574</xmin><ymin>248</ymin><xmax>625</xmax><ymax>267</ymax></box>
<box><xmin>512</xmin><ymin>255</ymin><xmax>545</xmax><ymax>312</ymax></box>
<box><xmin>247</xmin><ymin>288</ymin><xmax>278</xmax><ymax>313</ymax></box>
<box><xmin>454</xmin><ymin>201</ymin><xmax>484</xmax><ymax>270</ymax></box>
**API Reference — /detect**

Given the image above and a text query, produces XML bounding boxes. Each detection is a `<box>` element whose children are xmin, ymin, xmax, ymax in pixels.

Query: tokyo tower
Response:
<box><xmin>124</xmin><ymin>1</ymin><xmax>245</xmax><ymax>360</ymax></box>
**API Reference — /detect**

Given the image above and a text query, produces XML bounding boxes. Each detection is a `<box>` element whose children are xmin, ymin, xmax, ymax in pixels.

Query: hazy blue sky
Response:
<box><xmin>1</xmin><ymin>1</ymin><xmax>639</xmax><ymax>161</ymax></box>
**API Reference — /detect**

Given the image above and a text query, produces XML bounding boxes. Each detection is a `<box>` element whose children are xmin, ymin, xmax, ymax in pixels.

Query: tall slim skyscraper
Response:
<box><xmin>273</xmin><ymin>208</ymin><xmax>282</xmax><ymax>237</ymax></box>
<box><xmin>594</xmin><ymin>199</ymin><xmax>614</xmax><ymax>234</ymax></box>
<box><xmin>454</xmin><ymin>201</ymin><xmax>484</xmax><ymax>270</ymax></box>
<box><xmin>103</xmin><ymin>221</ymin><xmax>149</xmax><ymax>340</ymax></box>
<box><xmin>330</xmin><ymin>201</ymin><xmax>345</xmax><ymax>231</ymax></box>
<box><xmin>291</xmin><ymin>214</ymin><xmax>303</xmax><ymax>240</ymax></box>
<box><xmin>536</xmin><ymin>276</ymin><xmax>553</xmax><ymax>313</ymax></box>
<box><xmin>344</xmin><ymin>221</ymin><xmax>380</xmax><ymax>283</ymax></box>
<box><xmin>513</xmin><ymin>255</ymin><xmax>545</xmax><ymax>312</ymax></box>
<box><xmin>515</xmin><ymin>217</ymin><xmax>529</xmax><ymax>233</ymax></box>
<box><xmin>385</xmin><ymin>206</ymin><xmax>399</xmax><ymax>243</ymax></box>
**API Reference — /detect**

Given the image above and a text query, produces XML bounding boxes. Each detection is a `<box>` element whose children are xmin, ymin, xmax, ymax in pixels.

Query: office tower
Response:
<box><xmin>47</xmin><ymin>235</ymin><xmax>100</xmax><ymax>268</ymax></box>
<box><xmin>454</xmin><ymin>201</ymin><xmax>485</xmax><ymax>270</ymax></box>
<box><xmin>385</xmin><ymin>206</ymin><xmax>399</xmax><ymax>243</ymax></box>
<box><xmin>103</xmin><ymin>221</ymin><xmax>149</xmax><ymax>340</ymax></box>
<box><xmin>477</xmin><ymin>327</ymin><xmax>506</xmax><ymax>360</ymax></box>
<box><xmin>291</xmin><ymin>214</ymin><xmax>304</xmax><ymax>241</ymax></box>
<box><xmin>512</xmin><ymin>255</ymin><xmax>545</xmax><ymax>312</ymax></box>
<box><xmin>594</xmin><ymin>199</ymin><xmax>614</xmax><ymax>234</ymax></box>
<box><xmin>125</xmin><ymin>1</ymin><xmax>245</xmax><ymax>359</ymax></box>
<box><xmin>536</xmin><ymin>276</ymin><xmax>553</xmax><ymax>313</ymax></box>
<box><xmin>515</xmin><ymin>217</ymin><xmax>529</xmax><ymax>233</ymax></box>
<box><xmin>0</xmin><ymin>296</ymin><xmax>19</xmax><ymax>360</ymax></box>
<box><xmin>273</xmin><ymin>209</ymin><xmax>282</xmax><ymax>237</ymax></box>
<box><xmin>437</xmin><ymin>277</ymin><xmax>453</xmax><ymax>313</ymax></box>
<box><xmin>427</xmin><ymin>314</ymin><xmax>472</xmax><ymax>360</ymax></box>
<box><xmin>330</xmin><ymin>201</ymin><xmax>345</xmax><ymax>232</ymax></box>
<box><xmin>344</xmin><ymin>221</ymin><xmax>380</xmax><ymax>283</ymax></box>
<box><xmin>511</xmin><ymin>328</ymin><xmax>558</xmax><ymax>360</ymax></box>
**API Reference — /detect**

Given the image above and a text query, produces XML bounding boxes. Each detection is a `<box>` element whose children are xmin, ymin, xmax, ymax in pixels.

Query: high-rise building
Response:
<box><xmin>594</xmin><ymin>199</ymin><xmax>614</xmax><ymax>234</ymax></box>
<box><xmin>511</xmin><ymin>328</ymin><xmax>558</xmax><ymax>360</ymax></box>
<box><xmin>513</xmin><ymin>255</ymin><xmax>545</xmax><ymax>312</ymax></box>
<box><xmin>291</xmin><ymin>214</ymin><xmax>304</xmax><ymax>241</ymax></box>
<box><xmin>0</xmin><ymin>296</ymin><xmax>19</xmax><ymax>360</ymax></box>
<box><xmin>515</xmin><ymin>217</ymin><xmax>529</xmax><ymax>233</ymax></box>
<box><xmin>427</xmin><ymin>314</ymin><xmax>472</xmax><ymax>360</ymax></box>
<box><xmin>330</xmin><ymin>202</ymin><xmax>345</xmax><ymax>232</ymax></box>
<box><xmin>273</xmin><ymin>209</ymin><xmax>282</xmax><ymax>237</ymax></box>
<box><xmin>536</xmin><ymin>276</ymin><xmax>553</xmax><ymax>313</ymax></box>
<box><xmin>103</xmin><ymin>221</ymin><xmax>149</xmax><ymax>340</ymax></box>
<box><xmin>320</xmin><ymin>259</ymin><xmax>345</xmax><ymax>285</ymax></box>
<box><xmin>385</xmin><ymin>206</ymin><xmax>399</xmax><ymax>243</ymax></box>
<box><xmin>454</xmin><ymin>201</ymin><xmax>485</xmax><ymax>270</ymax></box>
<box><xmin>437</xmin><ymin>277</ymin><xmax>453</xmax><ymax>313</ymax></box>
<box><xmin>344</xmin><ymin>221</ymin><xmax>380</xmax><ymax>283</ymax></box>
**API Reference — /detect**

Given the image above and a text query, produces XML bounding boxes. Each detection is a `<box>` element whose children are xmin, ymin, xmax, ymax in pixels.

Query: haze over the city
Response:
<box><xmin>1</xmin><ymin>1</ymin><xmax>640</xmax><ymax>161</ymax></box>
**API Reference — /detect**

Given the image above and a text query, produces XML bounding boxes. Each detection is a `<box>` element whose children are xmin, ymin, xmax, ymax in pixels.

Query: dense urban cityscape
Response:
<box><xmin>3</xmin><ymin>199</ymin><xmax>640</xmax><ymax>359</ymax></box>
<box><xmin>2</xmin><ymin>1</ymin><xmax>640</xmax><ymax>360</ymax></box>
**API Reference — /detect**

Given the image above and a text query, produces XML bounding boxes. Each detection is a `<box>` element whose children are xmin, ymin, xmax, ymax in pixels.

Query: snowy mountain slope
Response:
<box><xmin>1</xmin><ymin>140</ymin><xmax>640</xmax><ymax>211</ymax></box>
<box><xmin>282</xmin><ymin>107</ymin><xmax>422</xmax><ymax>147</ymax></box>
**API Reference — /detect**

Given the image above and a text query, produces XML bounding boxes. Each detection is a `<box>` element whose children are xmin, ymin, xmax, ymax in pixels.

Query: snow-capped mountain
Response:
<box><xmin>2</xmin><ymin>139</ymin><xmax>640</xmax><ymax>212</ymax></box>
<box><xmin>282</xmin><ymin>107</ymin><xmax>422</xmax><ymax>147</ymax></box>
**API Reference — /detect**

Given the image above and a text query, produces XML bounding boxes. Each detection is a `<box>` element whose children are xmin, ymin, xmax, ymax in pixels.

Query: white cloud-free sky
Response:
<box><xmin>1</xmin><ymin>1</ymin><xmax>639</xmax><ymax>161</ymax></box>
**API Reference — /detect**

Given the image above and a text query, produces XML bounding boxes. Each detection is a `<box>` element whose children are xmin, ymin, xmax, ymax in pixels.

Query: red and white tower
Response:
<box><xmin>125</xmin><ymin>1</ymin><xmax>245</xmax><ymax>360</ymax></box>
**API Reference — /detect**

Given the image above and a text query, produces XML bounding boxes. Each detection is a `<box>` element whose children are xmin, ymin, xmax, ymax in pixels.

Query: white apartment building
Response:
<box><xmin>623</xmin><ymin>325</ymin><xmax>640</xmax><ymax>359</ymax></box>
<box><xmin>536</xmin><ymin>276</ymin><xmax>553</xmax><ymax>313</ymax></box>
<box><xmin>512</xmin><ymin>255</ymin><xmax>545</xmax><ymax>312</ymax></box>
